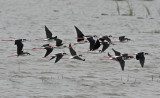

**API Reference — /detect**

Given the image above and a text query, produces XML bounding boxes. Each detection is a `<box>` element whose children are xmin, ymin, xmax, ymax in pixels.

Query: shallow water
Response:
<box><xmin>0</xmin><ymin>0</ymin><xmax>160</xmax><ymax>97</ymax></box>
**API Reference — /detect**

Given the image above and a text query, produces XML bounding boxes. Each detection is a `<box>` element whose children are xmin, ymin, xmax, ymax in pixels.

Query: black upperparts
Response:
<box><xmin>74</xmin><ymin>26</ymin><xmax>85</xmax><ymax>42</ymax></box>
<box><xmin>116</xmin><ymin>56</ymin><xmax>125</xmax><ymax>71</ymax></box>
<box><xmin>69</xmin><ymin>43</ymin><xmax>77</xmax><ymax>56</ymax></box>
<box><xmin>119</xmin><ymin>36</ymin><xmax>131</xmax><ymax>42</ymax></box>
<box><xmin>136</xmin><ymin>52</ymin><xmax>145</xmax><ymax>68</ymax></box>
<box><xmin>112</xmin><ymin>48</ymin><xmax>121</xmax><ymax>56</ymax></box>
<box><xmin>44</xmin><ymin>47</ymin><xmax>53</xmax><ymax>57</ymax></box>
<box><xmin>15</xmin><ymin>39</ymin><xmax>24</xmax><ymax>55</ymax></box>
<box><xmin>45</xmin><ymin>25</ymin><xmax>53</xmax><ymax>39</ymax></box>
<box><xmin>55</xmin><ymin>38</ymin><xmax>63</xmax><ymax>46</ymax></box>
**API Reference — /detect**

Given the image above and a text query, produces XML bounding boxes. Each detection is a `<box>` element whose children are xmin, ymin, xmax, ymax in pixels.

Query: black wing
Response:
<box><xmin>116</xmin><ymin>57</ymin><xmax>125</xmax><ymax>71</ymax></box>
<box><xmin>15</xmin><ymin>40</ymin><xmax>23</xmax><ymax>55</ymax></box>
<box><xmin>108</xmin><ymin>52</ymin><xmax>112</xmax><ymax>57</ymax></box>
<box><xmin>45</xmin><ymin>26</ymin><xmax>52</xmax><ymax>39</ymax></box>
<box><xmin>102</xmin><ymin>36</ymin><xmax>111</xmax><ymax>42</ymax></box>
<box><xmin>44</xmin><ymin>47</ymin><xmax>53</xmax><ymax>57</ymax></box>
<box><xmin>74</xmin><ymin>26</ymin><xmax>84</xmax><ymax>42</ymax></box>
<box><xmin>73</xmin><ymin>56</ymin><xmax>85</xmax><ymax>61</ymax></box>
<box><xmin>136</xmin><ymin>52</ymin><xmax>145</xmax><ymax>68</ymax></box>
<box><xmin>55</xmin><ymin>38</ymin><xmax>63</xmax><ymax>46</ymax></box>
<box><xmin>42</xmin><ymin>44</ymin><xmax>50</xmax><ymax>47</ymax></box>
<box><xmin>101</xmin><ymin>41</ymin><xmax>109</xmax><ymax>52</ymax></box>
<box><xmin>87</xmin><ymin>37</ymin><xmax>95</xmax><ymax>51</ymax></box>
<box><xmin>55</xmin><ymin>53</ymin><xmax>63</xmax><ymax>63</ymax></box>
<box><xmin>112</xmin><ymin>48</ymin><xmax>121</xmax><ymax>56</ymax></box>
<box><xmin>92</xmin><ymin>40</ymin><xmax>101</xmax><ymax>51</ymax></box>
<box><xmin>69</xmin><ymin>44</ymin><xmax>77</xmax><ymax>56</ymax></box>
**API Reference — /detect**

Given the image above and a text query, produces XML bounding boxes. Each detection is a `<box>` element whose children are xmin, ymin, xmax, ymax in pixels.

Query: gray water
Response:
<box><xmin>0</xmin><ymin>0</ymin><xmax>160</xmax><ymax>98</ymax></box>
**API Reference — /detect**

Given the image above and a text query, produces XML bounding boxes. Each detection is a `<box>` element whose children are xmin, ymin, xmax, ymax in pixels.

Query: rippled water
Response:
<box><xmin>1</xmin><ymin>0</ymin><xmax>160</xmax><ymax>97</ymax></box>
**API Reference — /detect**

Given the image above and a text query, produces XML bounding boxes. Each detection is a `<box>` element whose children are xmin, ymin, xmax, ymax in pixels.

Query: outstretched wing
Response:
<box><xmin>74</xmin><ymin>26</ymin><xmax>84</xmax><ymax>42</ymax></box>
<box><xmin>15</xmin><ymin>40</ymin><xmax>23</xmax><ymax>55</ymax></box>
<box><xmin>101</xmin><ymin>41</ymin><xmax>109</xmax><ymax>52</ymax></box>
<box><xmin>42</xmin><ymin>44</ymin><xmax>50</xmax><ymax>47</ymax></box>
<box><xmin>87</xmin><ymin>37</ymin><xmax>95</xmax><ymax>51</ymax></box>
<box><xmin>103</xmin><ymin>36</ymin><xmax>111</xmax><ymax>42</ymax></box>
<box><xmin>74</xmin><ymin>56</ymin><xmax>85</xmax><ymax>61</ymax></box>
<box><xmin>92</xmin><ymin>40</ymin><xmax>101</xmax><ymax>51</ymax></box>
<box><xmin>45</xmin><ymin>26</ymin><xmax>52</xmax><ymax>39</ymax></box>
<box><xmin>139</xmin><ymin>56</ymin><xmax>145</xmax><ymax>68</ymax></box>
<box><xmin>112</xmin><ymin>48</ymin><xmax>121</xmax><ymax>56</ymax></box>
<box><xmin>44</xmin><ymin>47</ymin><xmax>53</xmax><ymax>57</ymax></box>
<box><xmin>136</xmin><ymin>53</ymin><xmax>145</xmax><ymax>68</ymax></box>
<box><xmin>69</xmin><ymin>44</ymin><xmax>77</xmax><ymax>56</ymax></box>
<box><xmin>116</xmin><ymin>57</ymin><xmax>125</xmax><ymax>71</ymax></box>
<box><xmin>55</xmin><ymin>53</ymin><xmax>63</xmax><ymax>63</ymax></box>
<box><xmin>108</xmin><ymin>52</ymin><xmax>112</xmax><ymax>57</ymax></box>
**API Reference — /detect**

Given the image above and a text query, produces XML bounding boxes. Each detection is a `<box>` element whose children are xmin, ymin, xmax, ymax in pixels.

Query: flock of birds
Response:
<box><xmin>5</xmin><ymin>26</ymin><xmax>149</xmax><ymax>71</ymax></box>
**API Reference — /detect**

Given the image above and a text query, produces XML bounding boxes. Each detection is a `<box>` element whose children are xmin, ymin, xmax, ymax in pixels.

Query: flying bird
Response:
<box><xmin>112</xmin><ymin>48</ymin><xmax>134</xmax><ymax>60</ymax></box>
<box><xmin>119</xmin><ymin>36</ymin><xmax>131</xmax><ymax>42</ymax></box>
<box><xmin>69</xmin><ymin>43</ymin><xmax>85</xmax><ymax>61</ymax></box>
<box><xmin>50</xmin><ymin>53</ymin><xmax>67</xmax><ymax>63</ymax></box>
<box><xmin>15</xmin><ymin>39</ymin><xmax>30</xmax><ymax>56</ymax></box>
<box><xmin>54</xmin><ymin>38</ymin><xmax>67</xmax><ymax>49</ymax></box>
<box><xmin>136</xmin><ymin>52</ymin><xmax>148</xmax><ymax>68</ymax></box>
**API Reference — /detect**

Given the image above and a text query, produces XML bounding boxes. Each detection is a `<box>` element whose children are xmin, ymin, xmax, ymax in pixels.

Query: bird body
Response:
<box><xmin>119</xmin><ymin>36</ymin><xmax>131</xmax><ymax>42</ymax></box>
<box><xmin>15</xmin><ymin>39</ymin><xmax>30</xmax><ymax>56</ymax></box>
<box><xmin>136</xmin><ymin>52</ymin><xmax>148</xmax><ymax>68</ymax></box>
<box><xmin>50</xmin><ymin>53</ymin><xmax>67</xmax><ymax>63</ymax></box>
<box><xmin>69</xmin><ymin>43</ymin><xmax>85</xmax><ymax>61</ymax></box>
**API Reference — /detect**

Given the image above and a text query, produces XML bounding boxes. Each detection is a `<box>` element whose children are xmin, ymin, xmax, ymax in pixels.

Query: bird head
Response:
<box><xmin>63</xmin><ymin>53</ymin><xmax>67</xmax><ymax>55</ymax></box>
<box><xmin>78</xmin><ymin>54</ymin><xmax>83</xmax><ymax>57</ymax></box>
<box><xmin>22</xmin><ymin>39</ymin><xmax>27</xmax><ymax>42</ymax></box>
<box><xmin>144</xmin><ymin>53</ymin><xmax>149</xmax><ymax>55</ymax></box>
<box><xmin>108</xmin><ymin>35</ymin><xmax>112</xmax><ymax>37</ymax></box>
<box><xmin>15</xmin><ymin>39</ymin><xmax>22</xmax><ymax>45</ymax></box>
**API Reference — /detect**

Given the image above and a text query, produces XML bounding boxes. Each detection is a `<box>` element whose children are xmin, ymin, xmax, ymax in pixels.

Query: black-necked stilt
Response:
<box><xmin>54</xmin><ymin>38</ymin><xmax>67</xmax><ymax>49</ymax></box>
<box><xmin>50</xmin><ymin>53</ymin><xmax>67</xmax><ymax>63</ymax></box>
<box><xmin>136</xmin><ymin>52</ymin><xmax>148</xmax><ymax>68</ymax></box>
<box><xmin>87</xmin><ymin>38</ymin><xmax>101</xmax><ymax>53</ymax></box>
<box><xmin>87</xmin><ymin>37</ymin><xmax>109</xmax><ymax>53</ymax></box>
<box><xmin>15</xmin><ymin>39</ymin><xmax>30</xmax><ymax>56</ymax></box>
<box><xmin>69</xmin><ymin>43</ymin><xmax>85</xmax><ymax>61</ymax></box>
<box><xmin>119</xmin><ymin>36</ymin><xmax>131</xmax><ymax>42</ymax></box>
<box><xmin>112</xmin><ymin>48</ymin><xmax>134</xmax><ymax>60</ymax></box>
